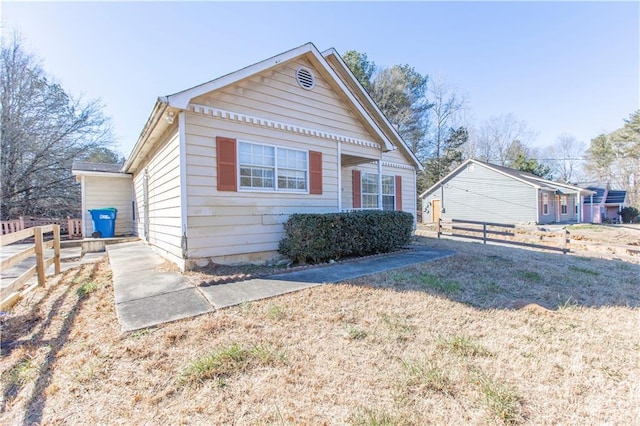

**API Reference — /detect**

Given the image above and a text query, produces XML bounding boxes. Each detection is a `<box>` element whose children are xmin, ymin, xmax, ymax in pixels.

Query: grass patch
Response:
<box><xmin>380</xmin><ymin>313</ymin><xmax>415</xmax><ymax>342</ymax></box>
<box><xmin>517</xmin><ymin>270</ymin><xmax>542</xmax><ymax>283</ymax></box>
<box><xmin>3</xmin><ymin>355</ymin><xmax>37</xmax><ymax>397</ymax></box>
<box><xmin>399</xmin><ymin>359</ymin><xmax>452</xmax><ymax>395</ymax></box>
<box><xmin>348</xmin><ymin>407</ymin><xmax>406</xmax><ymax>426</ymax></box>
<box><xmin>76</xmin><ymin>281</ymin><xmax>99</xmax><ymax>297</ymax></box>
<box><xmin>568</xmin><ymin>265</ymin><xmax>600</xmax><ymax>276</ymax></box>
<box><xmin>178</xmin><ymin>342</ymin><xmax>285</xmax><ymax>387</ymax></box>
<box><xmin>476</xmin><ymin>374</ymin><xmax>524</xmax><ymax>424</ymax></box>
<box><xmin>438</xmin><ymin>335</ymin><xmax>491</xmax><ymax>357</ymax></box>
<box><xmin>265</xmin><ymin>304</ymin><xmax>289</xmax><ymax>321</ymax></box>
<box><xmin>418</xmin><ymin>274</ymin><xmax>462</xmax><ymax>294</ymax></box>
<box><xmin>346</xmin><ymin>326</ymin><xmax>368</xmax><ymax>341</ymax></box>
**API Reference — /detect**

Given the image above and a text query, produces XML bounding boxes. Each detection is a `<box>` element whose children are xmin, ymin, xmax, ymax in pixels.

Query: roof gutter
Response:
<box><xmin>123</xmin><ymin>99</ymin><xmax>169</xmax><ymax>173</ymax></box>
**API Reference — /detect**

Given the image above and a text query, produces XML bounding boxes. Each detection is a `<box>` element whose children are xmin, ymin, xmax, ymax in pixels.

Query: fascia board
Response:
<box><xmin>322</xmin><ymin>48</ymin><xmax>423</xmax><ymax>170</ymax></box>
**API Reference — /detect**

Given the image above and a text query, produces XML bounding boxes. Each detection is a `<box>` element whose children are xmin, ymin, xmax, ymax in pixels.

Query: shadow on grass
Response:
<box><xmin>0</xmin><ymin>263</ymin><xmax>98</xmax><ymax>424</ymax></box>
<box><xmin>340</xmin><ymin>236</ymin><xmax>640</xmax><ymax>311</ymax></box>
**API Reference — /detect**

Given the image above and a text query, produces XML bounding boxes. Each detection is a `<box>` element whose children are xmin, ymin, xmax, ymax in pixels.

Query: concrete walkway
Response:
<box><xmin>107</xmin><ymin>241</ymin><xmax>455</xmax><ymax>332</ymax></box>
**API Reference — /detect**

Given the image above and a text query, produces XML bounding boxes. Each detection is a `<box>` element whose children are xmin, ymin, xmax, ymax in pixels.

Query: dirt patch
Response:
<box><xmin>1</xmin><ymin>242</ymin><xmax>639</xmax><ymax>424</ymax></box>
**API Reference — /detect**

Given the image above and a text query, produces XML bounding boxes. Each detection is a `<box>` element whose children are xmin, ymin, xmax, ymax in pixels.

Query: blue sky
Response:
<box><xmin>3</xmin><ymin>1</ymin><xmax>639</xmax><ymax>158</ymax></box>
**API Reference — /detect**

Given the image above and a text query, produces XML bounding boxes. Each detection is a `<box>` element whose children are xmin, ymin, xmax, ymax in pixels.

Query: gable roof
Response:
<box><xmin>321</xmin><ymin>48</ymin><xmax>424</xmax><ymax>171</ymax></box>
<box><xmin>420</xmin><ymin>159</ymin><xmax>593</xmax><ymax>198</ymax></box>
<box><xmin>582</xmin><ymin>186</ymin><xmax>627</xmax><ymax>205</ymax></box>
<box><xmin>606</xmin><ymin>190</ymin><xmax>627</xmax><ymax>204</ymax></box>
<box><xmin>125</xmin><ymin>43</ymin><xmax>423</xmax><ymax>173</ymax></box>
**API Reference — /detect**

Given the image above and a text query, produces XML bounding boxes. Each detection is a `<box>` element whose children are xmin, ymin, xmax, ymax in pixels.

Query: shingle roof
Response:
<box><xmin>605</xmin><ymin>190</ymin><xmax>627</xmax><ymax>204</ymax></box>
<box><xmin>584</xmin><ymin>187</ymin><xmax>606</xmax><ymax>204</ymax></box>
<box><xmin>72</xmin><ymin>161</ymin><xmax>124</xmax><ymax>173</ymax></box>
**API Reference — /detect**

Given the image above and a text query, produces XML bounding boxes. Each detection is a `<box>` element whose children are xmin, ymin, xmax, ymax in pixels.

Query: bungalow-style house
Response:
<box><xmin>420</xmin><ymin>159</ymin><xmax>594</xmax><ymax>225</ymax></box>
<box><xmin>72</xmin><ymin>43</ymin><xmax>423</xmax><ymax>269</ymax></box>
<box><xmin>581</xmin><ymin>185</ymin><xmax>629</xmax><ymax>223</ymax></box>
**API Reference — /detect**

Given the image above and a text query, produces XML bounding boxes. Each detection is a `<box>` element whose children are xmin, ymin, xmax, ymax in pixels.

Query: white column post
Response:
<box><xmin>377</xmin><ymin>159</ymin><xmax>383</xmax><ymax>210</ymax></box>
<box><xmin>337</xmin><ymin>141</ymin><xmax>342</xmax><ymax>212</ymax></box>
<box><xmin>81</xmin><ymin>175</ymin><xmax>86</xmax><ymax>238</ymax></box>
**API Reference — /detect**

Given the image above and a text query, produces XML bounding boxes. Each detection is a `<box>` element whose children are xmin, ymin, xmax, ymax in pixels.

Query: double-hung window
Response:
<box><xmin>561</xmin><ymin>195</ymin><xmax>568</xmax><ymax>215</ymax></box>
<box><xmin>239</xmin><ymin>141</ymin><xmax>307</xmax><ymax>191</ymax></box>
<box><xmin>361</xmin><ymin>173</ymin><xmax>395</xmax><ymax>210</ymax></box>
<box><xmin>361</xmin><ymin>173</ymin><xmax>379</xmax><ymax>208</ymax></box>
<box><xmin>381</xmin><ymin>175</ymin><xmax>395</xmax><ymax>211</ymax></box>
<box><xmin>542</xmin><ymin>193</ymin><xmax>549</xmax><ymax>215</ymax></box>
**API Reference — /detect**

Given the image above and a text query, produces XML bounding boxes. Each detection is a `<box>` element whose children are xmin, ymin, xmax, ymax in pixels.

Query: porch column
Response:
<box><xmin>337</xmin><ymin>141</ymin><xmax>342</xmax><ymax>212</ymax></box>
<box><xmin>377</xmin><ymin>159</ymin><xmax>383</xmax><ymax>209</ymax></box>
<box><xmin>81</xmin><ymin>175</ymin><xmax>87</xmax><ymax>238</ymax></box>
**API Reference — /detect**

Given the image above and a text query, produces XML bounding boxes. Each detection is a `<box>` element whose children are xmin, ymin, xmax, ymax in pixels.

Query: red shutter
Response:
<box><xmin>395</xmin><ymin>175</ymin><xmax>402</xmax><ymax>211</ymax></box>
<box><xmin>352</xmin><ymin>170</ymin><xmax>361</xmax><ymax>209</ymax></box>
<box><xmin>216</xmin><ymin>137</ymin><xmax>237</xmax><ymax>191</ymax></box>
<box><xmin>309</xmin><ymin>151</ymin><xmax>323</xmax><ymax>194</ymax></box>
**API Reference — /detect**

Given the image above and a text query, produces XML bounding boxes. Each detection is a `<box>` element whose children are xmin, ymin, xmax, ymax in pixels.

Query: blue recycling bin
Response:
<box><xmin>89</xmin><ymin>208</ymin><xmax>117</xmax><ymax>238</ymax></box>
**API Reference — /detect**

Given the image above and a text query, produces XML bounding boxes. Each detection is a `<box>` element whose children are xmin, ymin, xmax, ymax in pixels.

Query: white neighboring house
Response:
<box><xmin>73</xmin><ymin>43</ymin><xmax>423</xmax><ymax>269</ymax></box>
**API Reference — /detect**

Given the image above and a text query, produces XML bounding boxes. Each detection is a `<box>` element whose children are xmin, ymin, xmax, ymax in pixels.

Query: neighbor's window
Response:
<box><xmin>239</xmin><ymin>142</ymin><xmax>307</xmax><ymax>191</ymax></box>
<box><xmin>542</xmin><ymin>193</ymin><xmax>549</xmax><ymax>215</ymax></box>
<box><xmin>561</xmin><ymin>195</ymin><xmax>568</xmax><ymax>215</ymax></box>
<box><xmin>361</xmin><ymin>173</ymin><xmax>395</xmax><ymax>210</ymax></box>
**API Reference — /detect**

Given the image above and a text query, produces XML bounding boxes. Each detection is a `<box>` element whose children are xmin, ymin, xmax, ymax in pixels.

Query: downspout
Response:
<box><xmin>81</xmin><ymin>175</ymin><xmax>86</xmax><ymax>238</ymax></box>
<box><xmin>337</xmin><ymin>141</ymin><xmax>342</xmax><ymax>212</ymax></box>
<box><xmin>179</xmin><ymin>112</ymin><xmax>188</xmax><ymax>270</ymax></box>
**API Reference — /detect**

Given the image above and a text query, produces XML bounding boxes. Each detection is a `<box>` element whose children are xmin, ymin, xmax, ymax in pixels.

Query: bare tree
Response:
<box><xmin>473</xmin><ymin>113</ymin><xmax>537</xmax><ymax>166</ymax></box>
<box><xmin>1</xmin><ymin>35</ymin><xmax>113</xmax><ymax>219</ymax></box>
<box><xmin>424</xmin><ymin>75</ymin><xmax>469</xmax><ymax>180</ymax></box>
<box><xmin>543</xmin><ymin>134</ymin><xmax>586</xmax><ymax>183</ymax></box>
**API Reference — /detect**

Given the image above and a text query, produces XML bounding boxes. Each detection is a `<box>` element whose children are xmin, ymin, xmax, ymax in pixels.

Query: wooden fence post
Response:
<box><xmin>53</xmin><ymin>224</ymin><xmax>61</xmax><ymax>274</ymax></box>
<box><xmin>437</xmin><ymin>218</ymin><xmax>441</xmax><ymax>238</ymax></box>
<box><xmin>483</xmin><ymin>223</ymin><xmax>487</xmax><ymax>244</ymax></box>
<box><xmin>34</xmin><ymin>226</ymin><xmax>46</xmax><ymax>287</ymax></box>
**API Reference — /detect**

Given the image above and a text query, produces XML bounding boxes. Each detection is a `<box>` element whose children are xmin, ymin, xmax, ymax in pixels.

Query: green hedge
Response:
<box><xmin>278</xmin><ymin>210</ymin><xmax>414</xmax><ymax>264</ymax></box>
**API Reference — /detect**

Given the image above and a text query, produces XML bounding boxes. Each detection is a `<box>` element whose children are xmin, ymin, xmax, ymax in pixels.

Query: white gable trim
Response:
<box><xmin>381</xmin><ymin>161</ymin><xmax>416</xmax><ymax>170</ymax></box>
<box><xmin>189</xmin><ymin>103</ymin><xmax>381</xmax><ymax>149</ymax></box>
<box><xmin>322</xmin><ymin>48</ymin><xmax>424</xmax><ymax>171</ymax></box>
<box><xmin>162</xmin><ymin>43</ymin><xmax>395</xmax><ymax>152</ymax></box>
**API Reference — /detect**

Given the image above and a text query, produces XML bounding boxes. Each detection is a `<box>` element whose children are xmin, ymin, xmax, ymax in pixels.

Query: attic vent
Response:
<box><xmin>296</xmin><ymin>67</ymin><xmax>315</xmax><ymax>90</ymax></box>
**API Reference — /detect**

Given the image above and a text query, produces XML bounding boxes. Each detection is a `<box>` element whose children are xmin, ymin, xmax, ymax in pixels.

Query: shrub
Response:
<box><xmin>620</xmin><ymin>206</ymin><xmax>639</xmax><ymax>224</ymax></box>
<box><xmin>278</xmin><ymin>210</ymin><xmax>414</xmax><ymax>264</ymax></box>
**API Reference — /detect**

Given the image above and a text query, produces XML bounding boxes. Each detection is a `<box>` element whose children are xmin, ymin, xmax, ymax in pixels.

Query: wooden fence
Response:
<box><xmin>436</xmin><ymin>219</ymin><xmax>570</xmax><ymax>254</ymax></box>
<box><xmin>1</xmin><ymin>216</ymin><xmax>82</xmax><ymax>238</ymax></box>
<box><xmin>1</xmin><ymin>225</ymin><xmax>61</xmax><ymax>309</ymax></box>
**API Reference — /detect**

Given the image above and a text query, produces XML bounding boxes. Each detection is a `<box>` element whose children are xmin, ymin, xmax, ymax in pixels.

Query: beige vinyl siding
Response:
<box><xmin>192</xmin><ymin>58</ymin><xmax>379</xmax><ymax>145</ymax></box>
<box><xmin>185</xmin><ymin>111</ymin><xmax>340</xmax><ymax>260</ymax></box>
<box><xmin>132</xmin><ymin>127</ymin><xmax>183</xmax><ymax>264</ymax></box>
<box><xmin>83</xmin><ymin>175</ymin><xmax>133</xmax><ymax>236</ymax></box>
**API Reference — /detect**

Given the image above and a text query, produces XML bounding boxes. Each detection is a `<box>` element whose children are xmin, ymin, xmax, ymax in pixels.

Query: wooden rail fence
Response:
<box><xmin>1</xmin><ymin>216</ymin><xmax>82</xmax><ymax>238</ymax></box>
<box><xmin>1</xmin><ymin>225</ymin><xmax>61</xmax><ymax>310</ymax></box>
<box><xmin>436</xmin><ymin>219</ymin><xmax>570</xmax><ymax>254</ymax></box>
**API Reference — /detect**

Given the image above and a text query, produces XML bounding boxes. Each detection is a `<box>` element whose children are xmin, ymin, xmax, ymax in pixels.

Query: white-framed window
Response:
<box><xmin>238</xmin><ymin>141</ymin><xmax>307</xmax><ymax>192</ymax></box>
<box><xmin>561</xmin><ymin>195</ymin><xmax>568</xmax><ymax>215</ymax></box>
<box><xmin>361</xmin><ymin>173</ymin><xmax>378</xmax><ymax>209</ymax></box>
<box><xmin>361</xmin><ymin>173</ymin><xmax>395</xmax><ymax>210</ymax></box>
<box><xmin>382</xmin><ymin>175</ymin><xmax>395</xmax><ymax>211</ymax></box>
<box><xmin>542</xmin><ymin>193</ymin><xmax>549</xmax><ymax>215</ymax></box>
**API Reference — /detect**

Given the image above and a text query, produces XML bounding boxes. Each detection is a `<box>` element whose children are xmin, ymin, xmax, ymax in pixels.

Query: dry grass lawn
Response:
<box><xmin>1</xmin><ymin>236</ymin><xmax>639</xmax><ymax>425</ymax></box>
